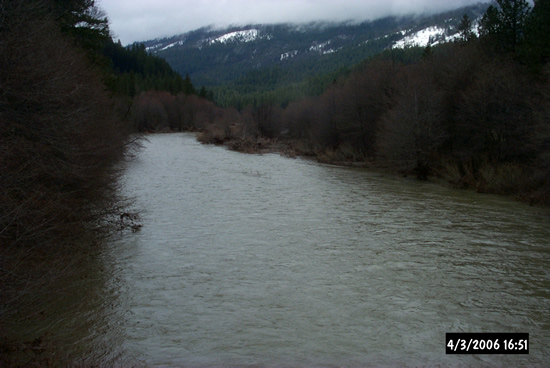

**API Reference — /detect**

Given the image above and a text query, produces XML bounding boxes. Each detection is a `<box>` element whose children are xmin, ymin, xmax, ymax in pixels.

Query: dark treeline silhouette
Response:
<box><xmin>0</xmin><ymin>0</ymin><xmax>137</xmax><ymax>249</ymax></box>
<box><xmin>0</xmin><ymin>0</ymin><xmax>148</xmax><ymax>363</ymax></box>
<box><xmin>135</xmin><ymin>0</ymin><xmax>548</xmax><ymax>202</ymax></box>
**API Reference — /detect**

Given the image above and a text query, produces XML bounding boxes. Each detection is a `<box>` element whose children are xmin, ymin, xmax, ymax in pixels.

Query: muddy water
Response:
<box><xmin>25</xmin><ymin>133</ymin><xmax>549</xmax><ymax>366</ymax></box>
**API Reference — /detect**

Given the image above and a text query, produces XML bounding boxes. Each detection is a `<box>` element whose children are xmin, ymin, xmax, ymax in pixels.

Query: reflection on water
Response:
<box><xmin>54</xmin><ymin>133</ymin><xmax>550</xmax><ymax>366</ymax></box>
<box><xmin>3</xmin><ymin>246</ymin><xmax>126</xmax><ymax>365</ymax></box>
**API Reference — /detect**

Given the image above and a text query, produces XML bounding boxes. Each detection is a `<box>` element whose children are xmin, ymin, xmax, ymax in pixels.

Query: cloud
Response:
<box><xmin>99</xmin><ymin>0</ymin><xmax>490</xmax><ymax>44</ymax></box>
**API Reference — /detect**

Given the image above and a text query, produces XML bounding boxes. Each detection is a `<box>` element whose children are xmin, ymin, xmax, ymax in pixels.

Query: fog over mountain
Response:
<box><xmin>100</xmin><ymin>0</ymin><xmax>491</xmax><ymax>44</ymax></box>
<box><xmin>137</xmin><ymin>2</ymin><xmax>490</xmax><ymax>101</ymax></box>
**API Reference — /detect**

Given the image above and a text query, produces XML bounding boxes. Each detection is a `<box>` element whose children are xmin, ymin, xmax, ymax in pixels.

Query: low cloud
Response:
<box><xmin>99</xmin><ymin>0</ymin><xmax>490</xmax><ymax>44</ymax></box>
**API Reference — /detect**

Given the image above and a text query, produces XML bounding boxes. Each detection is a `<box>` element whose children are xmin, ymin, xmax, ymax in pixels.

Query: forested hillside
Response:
<box><xmin>144</xmin><ymin>3</ymin><xmax>489</xmax><ymax>107</ymax></box>
<box><xmin>103</xmin><ymin>41</ymin><xmax>197</xmax><ymax>96</ymax></box>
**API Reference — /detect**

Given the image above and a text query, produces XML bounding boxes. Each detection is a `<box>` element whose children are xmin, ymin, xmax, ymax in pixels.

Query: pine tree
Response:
<box><xmin>53</xmin><ymin>0</ymin><xmax>110</xmax><ymax>52</ymax></box>
<box><xmin>183</xmin><ymin>74</ymin><xmax>197</xmax><ymax>95</ymax></box>
<box><xmin>522</xmin><ymin>0</ymin><xmax>550</xmax><ymax>68</ymax></box>
<box><xmin>479</xmin><ymin>0</ymin><xmax>532</xmax><ymax>54</ymax></box>
<box><xmin>457</xmin><ymin>14</ymin><xmax>476</xmax><ymax>43</ymax></box>
<box><xmin>499</xmin><ymin>0</ymin><xmax>531</xmax><ymax>52</ymax></box>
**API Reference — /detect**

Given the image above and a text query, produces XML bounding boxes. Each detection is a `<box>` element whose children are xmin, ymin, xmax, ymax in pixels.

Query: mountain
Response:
<box><xmin>138</xmin><ymin>3</ymin><xmax>489</xmax><ymax>104</ymax></box>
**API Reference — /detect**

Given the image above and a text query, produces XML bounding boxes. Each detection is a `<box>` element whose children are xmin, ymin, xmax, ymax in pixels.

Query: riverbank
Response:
<box><xmin>194</xmin><ymin>130</ymin><xmax>550</xmax><ymax>207</ymax></box>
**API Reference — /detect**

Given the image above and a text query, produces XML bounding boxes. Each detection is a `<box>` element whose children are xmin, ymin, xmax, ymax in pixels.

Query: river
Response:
<box><xmin>100</xmin><ymin>133</ymin><xmax>549</xmax><ymax>367</ymax></box>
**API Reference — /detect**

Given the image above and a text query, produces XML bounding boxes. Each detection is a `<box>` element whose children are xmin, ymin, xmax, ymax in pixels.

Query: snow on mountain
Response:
<box><xmin>393</xmin><ymin>26</ymin><xmax>457</xmax><ymax>48</ymax></box>
<box><xmin>154</xmin><ymin>40</ymin><xmax>185</xmax><ymax>52</ymax></box>
<box><xmin>144</xmin><ymin>28</ymin><xmax>267</xmax><ymax>52</ymax></box>
<box><xmin>280</xmin><ymin>50</ymin><xmax>299</xmax><ymax>61</ymax></box>
<box><xmin>146</xmin><ymin>38</ymin><xmax>186</xmax><ymax>52</ymax></box>
<box><xmin>209</xmin><ymin>29</ymin><xmax>262</xmax><ymax>45</ymax></box>
<box><xmin>309</xmin><ymin>41</ymin><xmax>338</xmax><ymax>55</ymax></box>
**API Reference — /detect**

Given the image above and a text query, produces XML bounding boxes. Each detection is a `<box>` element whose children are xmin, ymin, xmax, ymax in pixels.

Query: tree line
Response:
<box><xmin>0</xmin><ymin>0</ymin><xmax>164</xmax><ymax>363</ymax></box>
<box><xmin>0</xmin><ymin>0</ymin><xmax>133</xmax><ymax>245</ymax></box>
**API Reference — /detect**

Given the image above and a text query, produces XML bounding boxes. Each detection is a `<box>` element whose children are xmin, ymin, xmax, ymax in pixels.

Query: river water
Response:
<box><xmin>103</xmin><ymin>133</ymin><xmax>549</xmax><ymax>367</ymax></box>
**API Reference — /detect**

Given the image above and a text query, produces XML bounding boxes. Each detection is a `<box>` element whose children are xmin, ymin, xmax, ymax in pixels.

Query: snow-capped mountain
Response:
<box><xmin>144</xmin><ymin>26</ymin><xmax>270</xmax><ymax>52</ymax></box>
<box><xmin>139</xmin><ymin>3</ymin><xmax>488</xmax><ymax>89</ymax></box>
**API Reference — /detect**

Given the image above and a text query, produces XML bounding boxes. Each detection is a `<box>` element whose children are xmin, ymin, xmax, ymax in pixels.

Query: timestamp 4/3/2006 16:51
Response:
<box><xmin>446</xmin><ymin>333</ymin><xmax>529</xmax><ymax>354</ymax></box>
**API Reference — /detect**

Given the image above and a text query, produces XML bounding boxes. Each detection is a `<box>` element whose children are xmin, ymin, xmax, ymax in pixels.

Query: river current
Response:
<box><xmin>102</xmin><ymin>133</ymin><xmax>549</xmax><ymax>367</ymax></box>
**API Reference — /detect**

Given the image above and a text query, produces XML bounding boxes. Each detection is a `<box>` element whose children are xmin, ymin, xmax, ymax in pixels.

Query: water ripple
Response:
<box><xmin>106</xmin><ymin>133</ymin><xmax>550</xmax><ymax>367</ymax></box>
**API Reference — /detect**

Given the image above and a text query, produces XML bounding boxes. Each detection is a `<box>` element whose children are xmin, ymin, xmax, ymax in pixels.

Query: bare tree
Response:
<box><xmin>337</xmin><ymin>60</ymin><xmax>396</xmax><ymax>157</ymax></box>
<box><xmin>1</xmin><ymin>2</ymin><xmax>137</xmax><ymax>361</ymax></box>
<box><xmin>377</xmin><ymin>65</ymin><xmax>447</xmax><ymax>179</ymax></box>
<box><xmin>454</xmin><ymin>59</ymin><xmax>534</xmax><ymax>164</ymax></box>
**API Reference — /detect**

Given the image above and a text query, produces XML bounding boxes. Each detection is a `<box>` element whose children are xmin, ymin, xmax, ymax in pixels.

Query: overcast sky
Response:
<box><xmin>99</xmin><ymin>0</ymin><xmax>491</xmax><ymax>45</ymax></box>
